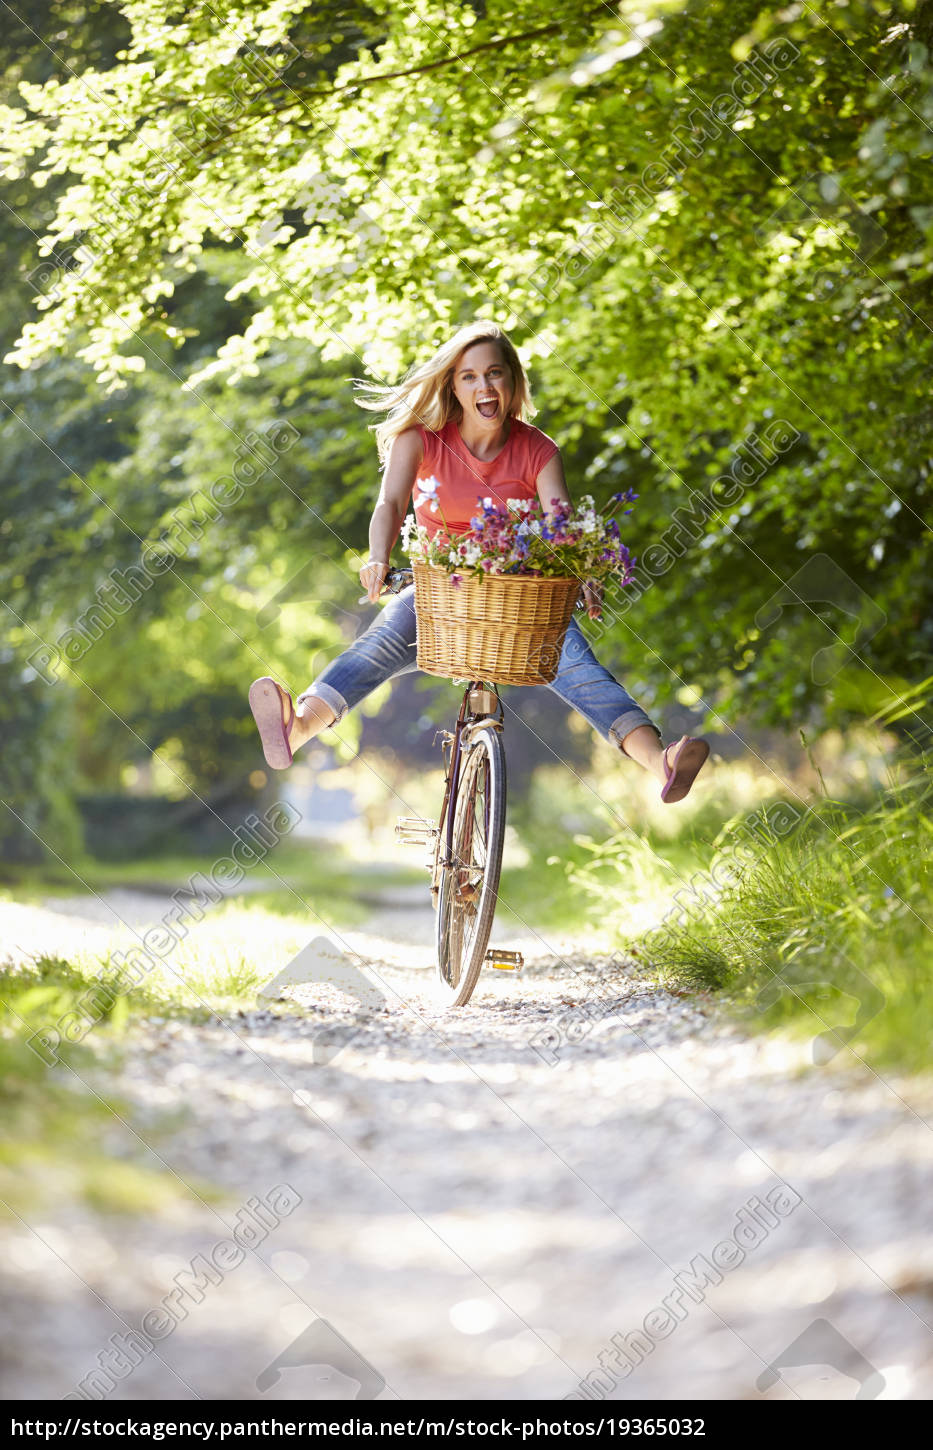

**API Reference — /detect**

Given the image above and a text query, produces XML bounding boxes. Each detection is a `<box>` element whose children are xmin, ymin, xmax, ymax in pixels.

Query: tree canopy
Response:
<box><xmin>2</xmin><ymin>0</ymin><xmax>932</xmax><ymax>856</ymax></box>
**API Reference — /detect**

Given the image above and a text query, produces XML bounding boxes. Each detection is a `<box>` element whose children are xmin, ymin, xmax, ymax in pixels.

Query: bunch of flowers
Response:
<box><xmin>401</xmin><ymin>490</ymin><xmax>637</xmax><ymax>589</ymax></box>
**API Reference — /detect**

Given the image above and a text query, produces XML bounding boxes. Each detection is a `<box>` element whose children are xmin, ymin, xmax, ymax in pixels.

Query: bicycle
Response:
<box><xmin>374</xmin><ymin>567</ymin><xmax>523</xmax><ymax>1005</ymax></box>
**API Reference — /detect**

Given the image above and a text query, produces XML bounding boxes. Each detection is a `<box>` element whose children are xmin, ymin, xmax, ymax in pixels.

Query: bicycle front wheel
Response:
<box><xmin>435</xmin><ymin>724</ymin><xmax>507</xmax><ymax>1007</ymax></box>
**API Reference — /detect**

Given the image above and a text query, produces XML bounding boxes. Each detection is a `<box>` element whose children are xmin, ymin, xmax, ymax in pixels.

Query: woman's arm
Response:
<box><xmin>534</xmin><ymin>450</ymin><xmax>601</xmax><ymax>619</ymax></box>
<box><xmin>360</xmin><ymin>428</ymin><xmax>423</xmax><ymax>602</ymax></box>
<box><xmin>534</xmin><ymin>450</ymin><xmax>571</xmax><ymax>510</ymax></box>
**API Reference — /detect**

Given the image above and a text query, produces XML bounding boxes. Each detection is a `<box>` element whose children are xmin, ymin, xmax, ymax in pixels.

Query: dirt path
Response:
<box><xmin>2</xmin><ymin>888</ymin><xmax>932</xmax><ymax>1401</ymax></box>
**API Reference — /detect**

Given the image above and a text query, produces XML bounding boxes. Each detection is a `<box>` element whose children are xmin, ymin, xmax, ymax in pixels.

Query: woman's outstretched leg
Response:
<box><xmin>617</xmin><ymin>723</ymin><xmax>667</xmax><ymax>781</ymax></box>
<box><xmin>292</xmin><ymin>694</ymin><xmax>338</xmax><ymax>748</ymax></box>
<box><xmin>547</xmin><ymin>618</ymin><xmax>709</xmax><ymax>802</ymax></box>
<box><xmin>249</xmin><ymin>587</ymin><xmax>418</xmax><ymax>768</ymax></box>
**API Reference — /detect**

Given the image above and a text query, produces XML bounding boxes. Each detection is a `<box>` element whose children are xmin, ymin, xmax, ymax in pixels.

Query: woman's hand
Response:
<box><xmin>359</xmin><ymin>559</ymin><xmax>389</xmax><ymax>603</ymax></box>
<box><xmin>583</xmin><ymin>580</ymin><xmax>602</xmax><ymax>620</ymax></box>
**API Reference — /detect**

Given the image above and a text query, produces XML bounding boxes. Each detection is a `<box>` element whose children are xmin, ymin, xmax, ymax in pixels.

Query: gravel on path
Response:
<box><xmin>2</xmin><ymin>889</ymin><xmax>931</xmax><ymax>1402</ymax></box>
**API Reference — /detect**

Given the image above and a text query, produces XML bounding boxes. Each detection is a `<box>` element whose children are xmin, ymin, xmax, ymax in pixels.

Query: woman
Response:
<box><xmin>249</xmin><ymin>322</ymin><xmax>709</xmax><ymax>802</ymax></box>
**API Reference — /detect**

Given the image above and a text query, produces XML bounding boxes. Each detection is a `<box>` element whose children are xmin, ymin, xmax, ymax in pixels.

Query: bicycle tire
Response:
<box><xmin>434</xmin><ymin>724</ymin><xmax>507</xmax><ymax>1007</ymax></box>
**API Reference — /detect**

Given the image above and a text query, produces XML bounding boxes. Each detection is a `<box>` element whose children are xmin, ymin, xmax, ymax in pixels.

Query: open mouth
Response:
<box><xmin>476</xmin><ymin>396</ymin><xmax>499</xmax><ymax>419</ymax></box>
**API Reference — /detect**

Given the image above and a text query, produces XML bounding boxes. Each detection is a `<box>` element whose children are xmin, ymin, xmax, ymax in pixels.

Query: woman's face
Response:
<box><xmin>451</xmin><ymin>341</ymin><xmax>514</xmax><ymax>430</ymax></box>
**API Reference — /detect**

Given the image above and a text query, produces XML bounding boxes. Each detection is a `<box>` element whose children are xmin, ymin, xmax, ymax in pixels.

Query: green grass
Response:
<box><xmin>570</xmin><ymin>751</ymin><xmax>933</xmax><ymax>1074</ymax></box>
<box><xmin>0</xmin><ymin>955</ymin><xmax>216</xmax><ymax>1215</ymax></box>
<box><xmin>499</xmin><ymin>841</ymin><xmax>616</xmax><ymax>938</ymax></box>
<box><xmin>0</xmin><ymin>839</ymin><xmax>427</xmax><ymax>1214</ymax></box>
<box><xmin>0</xmin><ymin>870</ymin><xmax>380</xmax><ymax>1213</ymax></box>
<box><xmin>0</xmin><ymin>839</ymin><xmax>423</xmax><ymax>926</ymax></box>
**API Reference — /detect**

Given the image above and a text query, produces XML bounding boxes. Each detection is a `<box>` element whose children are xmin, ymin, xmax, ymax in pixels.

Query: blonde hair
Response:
<box><xmin>354</xmin><ymin>322</ymin><xmax>535</xmax><ymax>463</ymax></box>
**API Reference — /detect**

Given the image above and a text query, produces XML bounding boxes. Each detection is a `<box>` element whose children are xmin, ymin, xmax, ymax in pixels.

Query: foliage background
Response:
<box><xmin>1</xmin><ymin>0</ymin><xmax>931</xmax><ymax>860</ymax></box>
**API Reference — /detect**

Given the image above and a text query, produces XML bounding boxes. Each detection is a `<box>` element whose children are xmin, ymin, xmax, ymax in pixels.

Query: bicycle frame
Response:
<box><xmin>386</xmin><ymin>568</ymin><xmax>518</xmax><ymax>997</ymax></box>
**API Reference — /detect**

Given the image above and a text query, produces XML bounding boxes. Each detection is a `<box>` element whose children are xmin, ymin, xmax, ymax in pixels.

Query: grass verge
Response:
<box><xmin>0</xmin><ymin>955</ymin><xmax>216</xmax><ymax>1216</ymax></box>
<box><xmin>0</xmin><ymin>841</ymin><xmax>425</xmax><ymax>1214</ymax></box>
<box><xmin>570</xmin><ymin>750</ymin><xmax>933</xmax><ymax>1074</ymax></box>
<box><xmin>0</xmin><ymin>839</ymin><xmax>421</xmax><ymax>925</ymax></box>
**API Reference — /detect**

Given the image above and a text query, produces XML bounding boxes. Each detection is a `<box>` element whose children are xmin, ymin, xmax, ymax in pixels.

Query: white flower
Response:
<box><xmin>401</xmin><ymin>513</ymin><xmax>431</xmax><ymax>557</ymax></box>
<box><xmin>529</xmin><ymin>519</ymin><xmax>542</xmax><ymax>535</ymax></box>
<box><xmin>413</xmin><ymin>475</ymin><xmax>442</xmax><ymax>508</ymax></box>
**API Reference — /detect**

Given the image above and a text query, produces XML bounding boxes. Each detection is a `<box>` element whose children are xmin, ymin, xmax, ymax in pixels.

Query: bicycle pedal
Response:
<box><xmin>395</xmin><ymin>816</ymin><xmax>438</xmax><ymax>846</ymax></box>
<box><xmin>485</xmin><ymin>949</ymin><xmax>524</xmax><ymax>973</ymax></box>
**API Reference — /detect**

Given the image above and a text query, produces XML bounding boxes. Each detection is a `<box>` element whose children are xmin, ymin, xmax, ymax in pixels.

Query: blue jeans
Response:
<box><xmin>300</xmin><ymin>586</ymin><xmax>657</xmax><ymax>747</ymax></box>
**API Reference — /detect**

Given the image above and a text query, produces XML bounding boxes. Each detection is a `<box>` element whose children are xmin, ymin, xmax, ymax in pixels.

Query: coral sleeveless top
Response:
<box><xmin>412</xmin><ymin>418</ymin><xmax>559</xmax><ymax>537</ymax></box>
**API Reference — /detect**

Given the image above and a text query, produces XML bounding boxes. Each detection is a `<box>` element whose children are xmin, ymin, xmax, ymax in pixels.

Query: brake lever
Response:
<box><xmin>358</xmin><ymin>569</ymin><xmax>413</xmax><ymax>604</ymax></box>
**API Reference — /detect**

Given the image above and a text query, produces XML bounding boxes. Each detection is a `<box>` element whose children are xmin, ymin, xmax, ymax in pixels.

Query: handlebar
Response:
<box><xmin>357</xmin><ymin>566</ymin><xmax>414</xmax><ymax>604</ymax></box>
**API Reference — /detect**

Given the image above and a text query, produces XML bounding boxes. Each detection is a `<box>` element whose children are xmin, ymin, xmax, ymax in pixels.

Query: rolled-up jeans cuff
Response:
<box><xmin>609</xmin><ymin>710</ymin><xmax>661</xmax><ymax>750</ymax></box>
<box><xmin>297</xmin><ymin>681</ymin><xmax>347</xmax><ymax>723</ymax></box>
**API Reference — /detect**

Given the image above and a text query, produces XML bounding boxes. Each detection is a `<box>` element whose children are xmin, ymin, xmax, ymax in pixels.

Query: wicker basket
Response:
<box><xmin>412</xmin><ymin>562</ymin><xmax>581</xmax><ymax>685</ymax></box>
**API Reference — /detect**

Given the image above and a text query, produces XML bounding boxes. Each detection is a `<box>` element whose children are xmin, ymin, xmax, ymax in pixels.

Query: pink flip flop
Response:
<box><xmin>248</xmin><ymin>677</ymin><xmax>295</xmax><ymax>770</ymax></box>
<box><xmin>660</xmin><ymin>736</ymin><xmax>710</xmax><ymax>803</ymax></box>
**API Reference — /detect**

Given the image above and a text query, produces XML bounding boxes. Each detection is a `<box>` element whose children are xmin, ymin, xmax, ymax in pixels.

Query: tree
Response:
<box><xmin>2</xmin><ymin>0</ymin><xmax>932</xmax><ymax>790</ymax></box>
